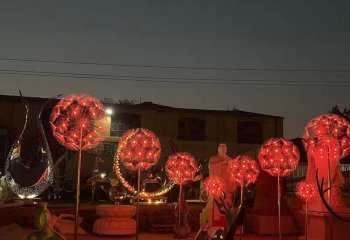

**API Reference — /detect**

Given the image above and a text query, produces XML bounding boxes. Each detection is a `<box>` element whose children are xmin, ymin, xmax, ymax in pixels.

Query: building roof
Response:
<box><xmin>113</xmin><ymin>101</ymin><xmax>283</xmax><ymax>119</ymax></box>
<box><xmin>0</xmin><ymin>94</ymin><xmax>283</xmax><ymax>119</ymax></box>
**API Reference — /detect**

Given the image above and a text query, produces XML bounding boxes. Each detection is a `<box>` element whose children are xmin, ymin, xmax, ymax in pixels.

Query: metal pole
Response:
<box><xmin>178</xmin><ymin>185</ymin><xmax>182</xmax><ymax>240</ymax></box>
<box><xmin>74</xmin><ymin>131</ymin><xmax>83</xmax><ymax>240</ymax></box>
<box><xmin>211</xmin><ymin>196</ymin><xmax>215</xmax><ymax>227</ymax></box>
<box><xmin>136</xmin><ymin>168</ymin><xmax>141</xmax><ymax>240</ymax></box>
<box><xmin>305</xmin><ymin>200</ymin><xmax>308</xmax><ymax>240</ymax></box>
<box><xmin>239</xmin><ymin>185</ymin><xmax>244</xmax><ymax>240</ymax></box>
<box><xmin>277</xmin><ymin>176</ymin><xmax>281</xmax><ymax>240</ymax></box>
<box><xmin>239</xmin><ymin>185</ymin><xmax>244</xmax><ymax>211</ymax></box>
<box><xmin>327</xmin><ymin>144</ymin><xmax>333</xmax><ymax>240</ymax></box>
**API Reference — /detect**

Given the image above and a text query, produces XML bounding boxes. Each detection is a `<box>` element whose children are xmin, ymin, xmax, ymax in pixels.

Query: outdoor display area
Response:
<box><xmin>1</xmin><ymin>93</ymin><xmax>350</xmax><ymax>240</ymax></box>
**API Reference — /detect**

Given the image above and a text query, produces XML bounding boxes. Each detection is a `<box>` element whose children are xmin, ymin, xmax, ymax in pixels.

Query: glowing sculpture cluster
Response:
<box><xmin>165</xmin><ymin>152</ymin><xmax>198</xmax><ymax>186</ymax></box>
<box><xmin>50</xmin><ymin>94</ymin><xmax>108</xmax><ymax>151</ymax></box>
<box><xmin>296</xmin><ymin>181</ymin><xmax>316</xmax><ymax>202</ymax></box>
<box><xmin>204</xmin><ymin>176</ymin><xmax>225</xmax><ymax>198</ymax></box>
<box><xmin>117</xmin><ymin>128</ymin><xmax>161</xmax><ymax>171</ymax></box>
<box><xmin>258</xmin><ymin>138</ymin><xmax>300</xmax><ymax>177</ymax></box>
<box><xmin>303</xmin><ymin>114</ymin><xmax>350</xmax><ymax>162</ymax></box>
<box><xmin>114</xmin><ymin>154</ymin><xmax>174</xmax><ymax>198</ymax></box>
<box><xmin>228</xmin><ymin>155</ymin><xmax>260</xmax><ymax>187</ymax></box>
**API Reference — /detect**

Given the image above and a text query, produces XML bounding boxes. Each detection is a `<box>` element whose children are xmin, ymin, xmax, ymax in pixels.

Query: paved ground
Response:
<box><xmin>65</xmin><ymin>233</ymin><xmax>299</xmax><ymax>240</ymax></box>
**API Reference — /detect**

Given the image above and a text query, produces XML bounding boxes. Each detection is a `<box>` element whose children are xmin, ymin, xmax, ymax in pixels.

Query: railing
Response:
<box><xmin>285</xmin><ymin>163</ymin><xmax>350</xmax><ymax>195</ymax></box>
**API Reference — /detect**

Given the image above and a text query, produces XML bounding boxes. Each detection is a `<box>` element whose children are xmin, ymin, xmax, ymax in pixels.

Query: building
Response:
<box><xmin>0</xmin><ymin>94</ymin><xmax>283</xmax><ymax>193</ymax></box>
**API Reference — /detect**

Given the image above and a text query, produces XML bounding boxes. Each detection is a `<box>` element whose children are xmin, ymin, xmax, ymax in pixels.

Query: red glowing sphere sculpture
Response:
<box><xmin>165</xmin><ymin>152</ymin><xmax>198</xmax><ymax>186</ymax></box>
<box><xmin>117</xmin><ymin>128</ymin><xmax>161</xmax><ymax>171</ymax></box>
<box><xmin>228</xmin><ymin>155</ymin><xmax>260</xmax><ymax>187</ymax></box>
<box><xmin>50</xmin><ymin>94</ymin><xmax>108</xmax><ymax>151</ymax></box>
<box><xmin>258</xmin><ymin>138</ymin><xmax>300</xmax><ymax>177</ymax></box>
<box><xmin>303</xmin><ymin>114</ymin><xmax>350</xmax><ymax>162</ymax></box>
<box><xmin>296</xmin><ymin>181</ymin><xmax>316</xmax><ymax>202</ymax></box>
<box><xmin>204</xmin><ymin>175</ymin><xmax>225</xmax><ymax>198</ymax></box>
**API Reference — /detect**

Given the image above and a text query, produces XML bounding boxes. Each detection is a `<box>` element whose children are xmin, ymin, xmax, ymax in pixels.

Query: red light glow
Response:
<box><xmin>165</xmin><ymin>152</ymin><xmax>198</xmax><ymax>186</ymax></box>
<box><xmin>204</xmin><ymin>175</ymin><xmax>225</xmax><ymax>198</ymax></box>
<box><xmin>303</xmin><ymin>114</ymin><xmax>350</xmax><ymax>162</ymax></box>
<box><xmin>296</xmin><ymin>181</ymin><xmax>316</xmax><ymax>202</ymax></box>
<box><xmin>50</xmin><ymin>94</ymin><xmax>108</xmax><ymax>151</ymax></box>
<box><xmin>117</xmin><ymin>128</ymin><xmax>161</xmax><ymax>171</ymax></box>
<box><xmin>258</xmin><ymin>138</ymin><xmax>300</xmax><ymax>177</ymax></box>
<box><xmin>228</xmin><ymin>155</ymin><xmax>260</xmax><ymax>187</ymax></box>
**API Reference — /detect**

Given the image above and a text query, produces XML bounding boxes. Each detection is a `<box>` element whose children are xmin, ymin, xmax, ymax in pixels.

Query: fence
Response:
<box><xmin>285</xmin><ymin>162</ymin><xmax>350</xmax><ymax>195</ymax></box>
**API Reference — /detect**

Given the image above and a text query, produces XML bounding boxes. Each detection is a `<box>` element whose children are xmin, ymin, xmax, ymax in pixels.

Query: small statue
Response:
<box><xmin>0</xmin><ymin>176</ymin><xmax>14</xmax><ymax>203</ymax></box>
<box><xmin>27</xmin><ymin>202</ymin><xmax>65</xmax><ymax>240</ymax></box>
<box><xmin>207</xmin><ymin>144</ymin><xmax>236</xmax><ymax>226</ymax></box>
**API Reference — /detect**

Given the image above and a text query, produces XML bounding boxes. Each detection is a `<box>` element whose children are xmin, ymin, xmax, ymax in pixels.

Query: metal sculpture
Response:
<box><xmin>50</xmin><ymin>93</ymin><xmax>108</xmax><ymax>240</ymax></box>
<box><xmin>5</xmin><ymin>91</ymin><xmax>58</xmax><ymax>199</ymax></box>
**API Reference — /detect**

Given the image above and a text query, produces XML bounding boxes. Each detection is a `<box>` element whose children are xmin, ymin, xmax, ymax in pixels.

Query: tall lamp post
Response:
<box><xmin>228</xmin><ymin>155</ymin><xmax>260</xmax><ymax>212</ymax></box>
<box><xmin>204</xmin><ymin>175</ymin><xmax>226</xmax><ymax>227</ymax></box>
<box><xmin>50</xmin><ymin>94</ymin><xmax>108</xmax><ymax>240</ymax></box>
<box><xmin>258</xmin><ymin>138</ymin><xmax>300</xmax><ymax>240</ymax></box>
<box><xmin>165</xmin><ymin>152</ymin><xmax>198</xmax><ymax>239</ymax></box>
<box><xmin>296</xmin><ymin>181</ymin><xmax>316</xmax><ymax>240</ymax></box>
<box><xmin>116</xmin><ymin>128</ymin><xmax>161</xmax><ymax>240</ymax></box>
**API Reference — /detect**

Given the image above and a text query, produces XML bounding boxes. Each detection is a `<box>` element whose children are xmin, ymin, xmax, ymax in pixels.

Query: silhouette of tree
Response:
<box><xmin>330</xmin><ymin>105</ymin><xmax>350</xmax><ymax>122</ymax></box>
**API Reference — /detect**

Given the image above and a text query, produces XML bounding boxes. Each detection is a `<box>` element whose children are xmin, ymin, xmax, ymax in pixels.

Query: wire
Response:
<box><xmin>2</xmin><ymin>57</ymin><xmax>350</xmax><ymax>73</ymax></box>
<box><xmin>0</xmin><ymin>68</ymin><xmax>349</xmax><ymax>83</ymax></box>
<box><xmin>1</xmin><ymin>69</ymin><xmax>350</xmax><ymax>87</ymax></box>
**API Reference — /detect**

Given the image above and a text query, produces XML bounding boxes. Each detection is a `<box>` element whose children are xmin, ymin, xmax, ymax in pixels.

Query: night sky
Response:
<box><xmin>1</xmin><ymin>0</ymin><xmax>350</xmax><ymax>139</ymax></box>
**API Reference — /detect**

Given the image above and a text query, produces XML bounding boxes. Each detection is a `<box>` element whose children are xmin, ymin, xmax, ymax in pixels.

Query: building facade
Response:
<box><xmin>0</xmin><ymin>95</ymin><xmax>283</xmax><ymax>191</ymax></box>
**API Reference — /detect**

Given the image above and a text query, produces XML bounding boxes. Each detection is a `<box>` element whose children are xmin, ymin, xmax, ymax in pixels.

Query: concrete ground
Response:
<box><xmin>65</xmin><ymin>233</ymin><xmax>299</xmax><ymax>240</ymax></box>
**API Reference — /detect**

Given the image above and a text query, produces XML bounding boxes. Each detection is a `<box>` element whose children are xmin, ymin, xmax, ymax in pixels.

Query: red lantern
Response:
<box><xmin>303</xmin><ymin>114</ymin><xmax>350</xmax><ymax>162</ymax></box>
<box><xmin>50</xmin><ymin>93</ymin><xmax>107</xmax><ymax>239</ymax></box>
<box><xmin>228</xmin><ymin>155</ymin><xmax>260</xmax><ymax>187</ymax></box>
<box><xmin>165</xmin><ymin>152</ymin><xmax>198</xmax><ymax>186</ymax></box>
<box><xmin>50</xmin><ymin>94</ymin><xmax>108</xmax><ymax>151</ymax></box>
<box><xmin>296</xmin><ymin>181</ymin><xmax>316</xmax><ymax>202</ymax></box>
<box><xmin>258</xmin><ymin>138</ymin><xmax>300</xmax><ymax>177</ymax></box>
<box><xmin>204</xmin><ymin>176</ymin><xmax>225</xmax><ymax>198</ymax></box>
<box><xmin>117</xmin><ymin>128</ymin><xmax>161</xmax><ymax>171</ymax></box>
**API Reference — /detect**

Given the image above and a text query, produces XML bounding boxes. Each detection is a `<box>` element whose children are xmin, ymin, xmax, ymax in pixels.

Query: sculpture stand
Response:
<box><xmin>174</xmin><ymin>185</ymin><xmax>190</xmax><ymax>239</ymax></box>
<box><xmin>277</xmin><ymin>176</ymin><xmax>281</xmax><ymax>240</ymax></box>
<box><xmin>136</xmin><ymin>168</ymin><xmax>141</xmax><ymax>240</ymax></box>
<box><xmin>326</xmin><ymin>145</ymin><xmax>333</xmax><ymax>240</ymax></box>
<box><xmin>299</xmin><ymin>207</ymin><xmax>350</xmax><ymax>240</ymax></box>
<box><xmin>74</xmin><ymin>132</ymin><xmax>83</xmax><ymax>240</ymax></box>
<box><xmin>305</xmin><ymin>201</ymin><xmax>308</xmax><ymax>240</ymax></box>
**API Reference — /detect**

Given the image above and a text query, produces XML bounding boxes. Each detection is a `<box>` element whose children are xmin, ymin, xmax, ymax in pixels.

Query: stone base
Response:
<box><xmin>246</xmin><ymin>214</ymin><xmax>297</xmax><ymax>235</ymax></box>
<box><xmin>93</xmin><ymin>218</ymin><xmax>136</xmax><ymax>236</ymax></box>
<box><xmin>299</xmin><ymin>209</ymin><xmax>350</xmax><ymax>240</ymax></box>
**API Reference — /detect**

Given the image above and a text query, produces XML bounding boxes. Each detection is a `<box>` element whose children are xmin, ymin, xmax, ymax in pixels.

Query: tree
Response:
<box><xmin>100</xmin><ymin>97</ymin><xmax>115</xmax><ymax>104</ymax></box>
<box><xmin>330</xmin><ymin>105</ymin><xmax>350</xmax><ymax>122</ymax></box>
<box><xmin>117</xmin><ymin>99</ymin><xmax>137</xmax><ymax>105</ymax></box>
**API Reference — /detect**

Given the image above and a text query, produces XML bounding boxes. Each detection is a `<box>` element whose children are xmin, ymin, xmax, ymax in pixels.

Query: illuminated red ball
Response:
<box><xmin>228</xmin><ymin>155</ymin><xmax>260</xmax><ymax>187</ymax></box>
<box><xmin>303</xmin><ymin>114</ymin><xmax>350</xmax><ymax>162</ymax></box>
<box><xmin>117</xmin><ymin>128</ymin><xmax>161</xmax><ymax>171</ymax></box>
<box><xmin>204</xmin><ymin>176</ymin><xmax>225</xmax><ymax>198</ymax></box>
<box><xmin>165</xmin><ymin>152</ymin><xmax>198</xmax><ymax>186</ymax></box>
<box><xmin>296</xmin><ymin>181</ymin><xmax>316</xmax><ymax>202</ymax></box>
<box><xmin>258</xmin><ymin>138</ymin><xmax>300</xmax><ymax>177</ymax></box>
<box><xmin>50</xmin><ymin>94</ymin><xmax>108</xmax><ymax>151</ymax></box>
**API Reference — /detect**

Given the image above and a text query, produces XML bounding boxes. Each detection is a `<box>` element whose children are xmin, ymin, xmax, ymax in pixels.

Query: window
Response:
<box><xmin>178</xmin><ymin>117</ymin><xmax>205</xmax><ymax>141</ymax></box>
<box><xmin>110</xmin><ymin>113</ymin><xmax>141</xmax><ymax>137</ymax></box>
<box><xmin>237</xmin><ymin>121</ymin><xmax>263</xmax><ymax>144</ymax></box>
